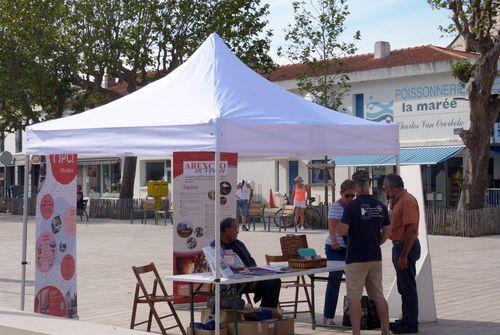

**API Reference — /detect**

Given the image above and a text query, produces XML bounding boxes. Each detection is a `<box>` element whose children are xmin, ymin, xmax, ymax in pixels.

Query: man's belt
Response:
<box><xmin>392</xmin><ymin>240</ymin><xmax>405</xmax><ymax>245</ymax></box>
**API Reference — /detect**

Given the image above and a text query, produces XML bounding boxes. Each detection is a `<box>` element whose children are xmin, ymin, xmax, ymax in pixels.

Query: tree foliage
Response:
<box><xmin>278</xmin><ymin>0</ymin><xmax>360</xmax><ymax>109</ymax></box>
<box><xmin>0</xmin><ymin>0</ymin><xmax>77</xmax><ymax>132</ymax></box>
<box><xmin>429</xmin><ymin>0</ymin><xmax>500</xmax><ymax>209</ymax></box>
<box><xmin>0</xmin><ymin>0</ymin><xmax>274</xmax><ymax>199</ymax></box>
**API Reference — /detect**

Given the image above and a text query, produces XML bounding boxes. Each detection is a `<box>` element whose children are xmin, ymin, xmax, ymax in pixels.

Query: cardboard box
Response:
<box><xmin>201</xmin><ymin>307</ymin><xmax>246</xmax><ymax>323</ymax></box>
<box><xmin>187</xmin><ymin>326</ymin><xmax>227</xmax><ymax>335</ymax></box>
<box><xmin>275</xmin><ymin>317</ymin><xmax>294</xmax><ymax>335</ymax></box>
<box><xmin>228</xmin><ymin>320</ymin><xmax>277</xmax><ymax>335</ymax></box>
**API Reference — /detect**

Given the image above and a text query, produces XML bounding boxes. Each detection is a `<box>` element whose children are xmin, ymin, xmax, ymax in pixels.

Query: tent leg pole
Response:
<box><xmin>396</xmin><ymin>154</ymin><xmax>401</xmax><ymax>175</ymax></box>
<box><xmin>21</xmin><ymin>154</ymin><xmax>30</xmax><ymax>311</ymax></box>
<box><xmin>214</xmin><ymin>147</ymin><xmax>221</xmax><ymax>335</ymax></box>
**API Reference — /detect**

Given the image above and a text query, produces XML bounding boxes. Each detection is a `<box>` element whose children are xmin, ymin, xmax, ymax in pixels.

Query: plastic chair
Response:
<box><xmin>130</xmin><ymin>263</ymin><xmax>186</xmax><ymax>335</ymax></box>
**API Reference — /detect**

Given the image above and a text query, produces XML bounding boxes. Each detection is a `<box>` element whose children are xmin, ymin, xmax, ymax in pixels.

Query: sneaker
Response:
<box><xmin>390</xmin><ymin>319</ymin><xmax>404</xmax><ymax>329</ymax></box>
<box><xmin>242</xmin><ymin>225</ymin><xmax>249</xmax><ymax>231</ymax></box>
<box><xmin>323</xmin><ymin>317</ymin><xmax>336</xmax><ymax>326</ymax></box>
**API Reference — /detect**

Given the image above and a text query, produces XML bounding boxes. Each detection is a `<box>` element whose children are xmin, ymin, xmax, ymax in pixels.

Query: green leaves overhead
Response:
<box><xmin>0</xmin><ymin>0</ymin><xmax>274</xmax><ymax>132</ymax></box>
<box><xmin>279</xmin><ymin>0</ymin><xmax>360</xmax><ymax>110</ymax></box>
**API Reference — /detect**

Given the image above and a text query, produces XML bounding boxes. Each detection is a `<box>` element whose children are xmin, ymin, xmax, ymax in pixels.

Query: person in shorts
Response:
<box><xmin>236</xmin><ymin>180</ymin><xmax>253</xmax><ymax>231</ymax></box>
<box><xmin>333</xmin><ymin>170</ymin><xmax>391</xmax><ymax>335</ymax></box>
<box><xmin>292</xmin><ymin>176</ymin><xmax>307</xmax><ymax>229</ymax></box>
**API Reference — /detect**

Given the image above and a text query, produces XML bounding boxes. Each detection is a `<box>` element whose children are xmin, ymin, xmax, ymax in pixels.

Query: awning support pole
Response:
<box><xmin>21</xmin><ymin>154</ymin><xmax>30</xmax><ymax>310</ymax></box>
<box><xmin>214</xmin><ymin>129</ymin><xmax>221</xmax><ymax>335</ymax></box>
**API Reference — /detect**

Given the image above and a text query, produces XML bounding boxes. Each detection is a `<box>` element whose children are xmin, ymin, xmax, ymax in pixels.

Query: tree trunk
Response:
<box><xmin>119</xmin><ymin>156</ymin><xmax>137</xmax><ymax>199</ymax></box>
<box><xmin>460</xmin><ymin>48</ymin><xmax>500</xmax><ymax>209</ymax></box>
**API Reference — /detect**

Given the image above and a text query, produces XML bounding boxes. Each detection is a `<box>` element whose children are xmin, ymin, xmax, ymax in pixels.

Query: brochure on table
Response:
<box><xmin>34</xmin><ymin>154</ymin><xmax>78</xmax><ymax>318</ymax></box>
<box><xmin>172</xmin><ymin>152</ymin><xmax>237</xmax><ymax>303</ymax></box>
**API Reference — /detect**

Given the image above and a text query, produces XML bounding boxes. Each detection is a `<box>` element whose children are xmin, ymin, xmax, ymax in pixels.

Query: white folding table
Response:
<box><xmin>165</xmin><ymin>260</ymin><xmax>345</xmax><ymax>335</ymax></box>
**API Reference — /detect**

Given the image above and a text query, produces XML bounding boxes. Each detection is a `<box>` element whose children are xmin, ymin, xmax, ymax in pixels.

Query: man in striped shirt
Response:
<box><xmin>323</xmin><ymin>179</ymin><xmax>356</xmax><ymax>325</ymax></box>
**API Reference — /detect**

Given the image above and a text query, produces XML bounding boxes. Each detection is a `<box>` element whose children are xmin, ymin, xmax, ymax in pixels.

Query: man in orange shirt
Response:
<box><xmin>383</xmin><ymin>174</ymin><xmax>421</xmax><ymax>334</ymax></box>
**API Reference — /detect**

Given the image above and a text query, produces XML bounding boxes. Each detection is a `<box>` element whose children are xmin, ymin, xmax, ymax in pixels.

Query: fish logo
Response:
<box><xmin>366</xmin><ymin>101</ymin><xmax>394</xmax><ymax>123</ymax></box>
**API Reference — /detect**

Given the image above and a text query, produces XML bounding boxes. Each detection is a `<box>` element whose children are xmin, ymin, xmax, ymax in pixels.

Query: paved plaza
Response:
<box><xmin>1</xmin><ymin>214</ymin><xmax>500</xmax><ymax>334</ymax></box>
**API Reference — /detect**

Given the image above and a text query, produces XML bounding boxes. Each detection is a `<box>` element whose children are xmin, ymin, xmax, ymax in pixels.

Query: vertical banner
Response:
<box><xmin>172</xmin><ymin>152</ymin><xmax>237</xmax><ymax>303</ymax></box>
<box><xmin>34</xmin><ymin>154</ymin><xmax>78</xmax><ymax>318</ymax></box>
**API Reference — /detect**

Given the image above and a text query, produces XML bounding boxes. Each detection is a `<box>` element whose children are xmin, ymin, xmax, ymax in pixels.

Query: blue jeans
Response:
<box><xmin>392</xmin><ymin>239</ymin><xmax>421</xmax><ymax>329</ymax></box>
<box><xmin>236</xmin><ymin>200</ymin><xmax>249</xmax><ymax>218</ymax></box>
<box><xmin>323</xmin><ymin>244</ymin><xmax>346</xmax><ymax>319</ymax></box>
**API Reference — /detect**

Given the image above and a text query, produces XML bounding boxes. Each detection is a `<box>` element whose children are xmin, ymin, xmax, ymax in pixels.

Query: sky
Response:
<box><xmin>265</xmin><ymin>0</ymin><xmax>456</xmax><ymax>65</ymax></box>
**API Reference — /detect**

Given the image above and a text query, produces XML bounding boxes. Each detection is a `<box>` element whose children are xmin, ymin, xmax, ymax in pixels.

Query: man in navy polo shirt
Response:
<box><xmin>334</xmin><ymin>170</ymin><xmax>391</xmax><ymax>335</ymax></box>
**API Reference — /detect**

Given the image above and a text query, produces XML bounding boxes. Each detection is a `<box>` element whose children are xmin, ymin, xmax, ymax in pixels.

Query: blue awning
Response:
<box><xmin>333</xmin><ymin>146</ymin><xmax>464</xmax><ymax>167</ymax></box>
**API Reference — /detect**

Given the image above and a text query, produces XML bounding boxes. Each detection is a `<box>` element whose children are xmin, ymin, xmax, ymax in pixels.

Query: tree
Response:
<box><xmin>278</xmin><ymin>0</ymin><xmax>360</xmax><ymax>206</ymax></box>
<box><xmin>278</xmin><ymin>0</ymin><xmax>360</xmax><ymax>110</ymax></box>
<box><xmin>429</xmin><ymin>0</ymin><xmax>500</xmax><ymax>209</ymax></box>
<box><xmin>0</xmin><ymin>0</ymin><xmax>77</xmax><ymax>132</ymax></box>
<box><xmin>0</xmin><ymin>0</ymin><xmax>274</xmax><ymax>200</ymax></box>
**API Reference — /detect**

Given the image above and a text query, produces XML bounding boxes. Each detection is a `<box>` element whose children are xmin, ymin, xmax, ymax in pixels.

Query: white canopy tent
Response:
<box><xmin>23</xmin><ymin>33</ymin><xmax>399</xmax><ymax>333</ymax></box>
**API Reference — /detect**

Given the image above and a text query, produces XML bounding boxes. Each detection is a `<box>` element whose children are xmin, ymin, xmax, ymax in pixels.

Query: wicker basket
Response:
<box><xmin>288</xmin><ymin>258</ymin><xmax>327</xmax><ymax>269</ymax></box>
<box><xmin>280</xmin><ymin>234</ymin><xmax>308</xmax><ymax>260</ymax></box>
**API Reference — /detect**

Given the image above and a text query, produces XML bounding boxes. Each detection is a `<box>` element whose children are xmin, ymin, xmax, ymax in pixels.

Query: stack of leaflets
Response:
<box><xmin>203</xmin><ymin>246</ymin><xmax>297</xmax><ymax>278</ymax></box>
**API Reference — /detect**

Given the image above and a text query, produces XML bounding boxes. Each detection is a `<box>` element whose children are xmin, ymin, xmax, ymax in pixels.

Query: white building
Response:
<box><xmin>2</xmin><ymin>41</ymin><xmax>499</xmax><ymax>209</ymax></box>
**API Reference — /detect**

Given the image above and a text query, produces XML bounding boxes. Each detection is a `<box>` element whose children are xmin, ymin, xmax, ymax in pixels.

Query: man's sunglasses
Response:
<box><xmin>343</xmin><ymin>194</ymin><xmax>355</xmax><ymax>199</ymax></box>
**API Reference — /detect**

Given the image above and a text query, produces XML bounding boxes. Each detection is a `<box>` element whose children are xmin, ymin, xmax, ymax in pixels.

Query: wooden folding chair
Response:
<box><xmin>265</xmin><ymin>253</ymin><xmax>312</xmax><ymax>318</ymax></box>
<box><xmin>130</xmin><ymin>263</ymin><xmax>186</xmax><ymax>335</ymax></box>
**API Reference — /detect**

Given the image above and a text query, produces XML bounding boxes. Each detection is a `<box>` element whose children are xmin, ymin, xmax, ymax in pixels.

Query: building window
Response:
<box><xmin>102</xmin><ymin>163</ymin><xmax>121</xmax><ymax>195</ymax></box>
<box><xmin>87</xmin><ymin>165</ymin><xmax>101</xmax><ymax>197</ymax></box>
<box><xmin>144</xmin><ymin>160</ymin><xmax>172</xmax><ymax>186</ymax></box>
<box><xmin>18</xmin><ymin>165</ymin><xmax>25</xmax><ymax>186</ymax></box>
<box><xmin>311</xmin><ymin>159</ymin><xmax>332</xmax><ymax>184</ymax></box>
<box><xmin>355</xmin><ymin>93</ymin><xmax>364</xmax><ymax>118</ymax></box>
<box><xmin>15</xmin><ymin>129</ymin><xmax>22</xmax><ymax>153</ymax></box>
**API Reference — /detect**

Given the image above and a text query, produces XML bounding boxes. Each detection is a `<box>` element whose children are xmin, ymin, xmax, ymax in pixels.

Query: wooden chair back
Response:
<box><xmin>130</xmin><ymin>262</ymin><xmax>186</xmax><ymax>335</ymax></box>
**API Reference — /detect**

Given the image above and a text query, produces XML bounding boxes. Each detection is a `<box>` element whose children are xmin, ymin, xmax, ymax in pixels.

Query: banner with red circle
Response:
<box><xmin>34</xmin><ymin>154</ymin><xmax>78</xmax><ymax>319</ymax></box>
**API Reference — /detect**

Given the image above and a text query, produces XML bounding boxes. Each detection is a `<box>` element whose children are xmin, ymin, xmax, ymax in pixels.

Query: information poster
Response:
<box><xmin>34</xmin><ymin>154</ymin><xmax>78</xmax><ymax>318</ymax></box>
<box><xmin>172</xmin><ymin>152</ymin><xmax>237</xmax><ymax>303</ymax></box>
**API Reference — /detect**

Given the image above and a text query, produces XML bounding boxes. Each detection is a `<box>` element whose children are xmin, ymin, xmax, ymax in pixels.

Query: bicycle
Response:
<box><xmin>302</xmin><ymin>197</ymin><xmax>323</xmax><ymax>229</ymax></box>
<box><xmin>273</xmin><ymin>193</ymin><xmax>295</xmax><ymax>228</ymax></box>
<box><xmin>273</xmin><ymin>195</ymin><xmax>324</xmax><ymax>229</ymax></box>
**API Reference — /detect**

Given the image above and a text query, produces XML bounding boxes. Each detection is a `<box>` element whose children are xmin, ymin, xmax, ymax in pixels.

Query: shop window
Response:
<box><xmin>87</xmin><ymin>165</ymin><xmax>101</xmax><ymax>197</ymax></box>
<box><xmin>146</xmin><ymin>161</ymin><xmax>165</xmax><ymax>182</ymax></box>
<box><xmin>103</xmin><ymin>163</ymin><xmax>121</xmax><ymax>195</ymax></box>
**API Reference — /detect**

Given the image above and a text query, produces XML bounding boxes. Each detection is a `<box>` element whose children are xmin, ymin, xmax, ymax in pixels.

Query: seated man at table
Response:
<box><xmin>211</xmin><ymin>217</ymin><xmax>281</xmax><ymax>308</ymax></box>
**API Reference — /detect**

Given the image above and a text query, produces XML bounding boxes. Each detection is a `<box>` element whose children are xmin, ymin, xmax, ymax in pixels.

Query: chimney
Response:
<box><xmin>374</xmin><ymin>41</ymin><xmax>391</xmax><ymax>59</ymax></box>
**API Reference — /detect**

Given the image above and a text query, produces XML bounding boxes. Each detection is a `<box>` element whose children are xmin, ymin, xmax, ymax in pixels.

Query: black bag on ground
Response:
<box><xmin>342</xmin><ymin>295</ymin><xmax>381</xmax><ymax>330</ymax></box>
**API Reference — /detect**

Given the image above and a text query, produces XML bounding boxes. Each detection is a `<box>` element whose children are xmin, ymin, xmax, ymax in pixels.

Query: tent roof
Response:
<box><xmin>26</xmin><ymin>33</ymin><xmax>399</xmax><ymax>157</ymax></box>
